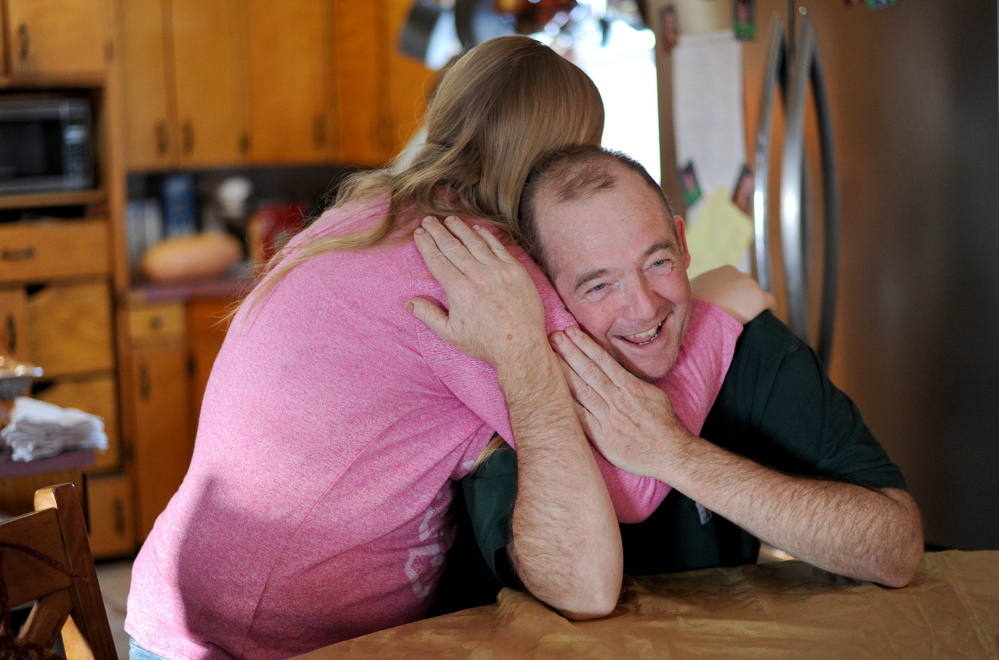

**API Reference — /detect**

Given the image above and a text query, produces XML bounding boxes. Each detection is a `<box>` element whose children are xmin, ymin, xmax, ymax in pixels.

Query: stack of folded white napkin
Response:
<box><xmin>1</xmin><ymin>397</ymin><xmax>108</xmax><ymax>462</ymax></box>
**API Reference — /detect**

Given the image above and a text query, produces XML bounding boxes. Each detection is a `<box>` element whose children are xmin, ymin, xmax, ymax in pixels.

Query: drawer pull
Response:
<box><xmin>156</xmin><ymin>121</ymin><xmax>168</xmax><ymax>156</ymax></box>
<box><xmin>182</xmin><ymin>121</ymin><xmax>194</xmax><ymax>155</ymax></box>
<box><xmin>114</xmin><ymin>498</ymin><xmax>127</xmax><ymax>535</ymax></box>
<box><xmin>18</xmin><ymin>23</ymin><xmax>30</xmax><ymax>62</ymax></box>
<box><xmin>139</xmin><ymin>363</ymin><xmax>151</xmax><ymax>400</ymax></box>
<box><xmin>150</xmin><ymin>315</ymin><xmax>164</xmax><ymax>331</ymax></box>
<box><xmin>1</xmin><ymin>246</ymin><xmax>35</xmax><ymax>261</ymax></box>
<box><xmin>5</xmin><ymin>314</ymin><xmax>16</xmax><ymax>354</ymax></box>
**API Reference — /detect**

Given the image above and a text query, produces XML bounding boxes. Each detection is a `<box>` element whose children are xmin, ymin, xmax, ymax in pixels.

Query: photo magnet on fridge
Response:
<box><xmin>732</xmin><ymin>164</ymin><xmax>754</xmax><ymax>215</ymax></box>
<box><xmin>660</xmin><ymin>4</ymin><xmax>679</xmax><ymax>53</ymax></box>
<box><xmin>734</xmin><ymin>0</ymin><xmax>755</xmax><ymax>41</ymax></box>
<box><xmin>680</xmin><ymin>161</ymin><xmax>703</xmax><ymax>208</ymax></box>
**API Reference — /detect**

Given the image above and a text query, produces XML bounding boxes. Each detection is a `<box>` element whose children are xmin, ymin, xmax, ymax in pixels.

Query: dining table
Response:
<box><xmin>296</xmin><ymin>550</ymin><xmax>999</xmax><ymax>659</ymax></box>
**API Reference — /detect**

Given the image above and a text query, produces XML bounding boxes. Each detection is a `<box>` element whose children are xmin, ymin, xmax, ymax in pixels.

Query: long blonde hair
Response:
<box><xmin>240</xmin><ymin>35</ymin><xmax>604</xmax><ymax>318</ymax></box>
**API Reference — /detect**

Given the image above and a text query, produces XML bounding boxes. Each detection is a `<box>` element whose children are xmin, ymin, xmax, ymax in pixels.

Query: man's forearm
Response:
<box><xmin>496</xmin><ymin>348</ymin><xmax>623</xmax><ymax>618</ymax></box>
<box><xmin>658</xmin><ymin>434</ymin><xmax>924</xmax><ymax>587</ymax></box>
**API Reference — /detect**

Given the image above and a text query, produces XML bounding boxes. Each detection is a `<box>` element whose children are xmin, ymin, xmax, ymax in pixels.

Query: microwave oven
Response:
<box><xmin>0</xmin><ymin>98</ymin><xmax>94</xmax><ymax>196</ymax></box>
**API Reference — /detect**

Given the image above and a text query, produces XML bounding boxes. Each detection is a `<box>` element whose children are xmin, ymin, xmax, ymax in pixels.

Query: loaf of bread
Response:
<box><xmin>141</xmin><ymin>231</ymin><xmax>243</xmax><ymax>283</ymax></box>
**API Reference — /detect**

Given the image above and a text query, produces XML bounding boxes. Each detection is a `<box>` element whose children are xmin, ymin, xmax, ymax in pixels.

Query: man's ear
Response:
<box><xmin>674</xmin><ymin>215</ymin><xmax>691</xmax><ymax>270</ymax></box>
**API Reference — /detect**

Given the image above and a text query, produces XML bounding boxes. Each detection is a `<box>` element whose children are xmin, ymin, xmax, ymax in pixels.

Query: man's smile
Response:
<box><xmin>620</xmin><ymin>321</ymin><xmax>664</xmax><ymax>346</ymax></box>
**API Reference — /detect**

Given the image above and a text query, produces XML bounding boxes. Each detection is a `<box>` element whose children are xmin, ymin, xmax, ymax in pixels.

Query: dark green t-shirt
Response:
<box><xmin>429</xmin><ymin>312</ymin><xmax>907</xmax><ymax>614</ymax></box>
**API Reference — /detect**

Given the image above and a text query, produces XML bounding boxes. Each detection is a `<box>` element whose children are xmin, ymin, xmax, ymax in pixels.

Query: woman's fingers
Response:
<box><xmin>558</xmin><ymin>327</ymin><xmax>634</xmax><ymax>390</ymax></box>
<box><xmin>551</xmin><ymin>330</ymin><xmax>616</xmax><ymax>405</ymax></box>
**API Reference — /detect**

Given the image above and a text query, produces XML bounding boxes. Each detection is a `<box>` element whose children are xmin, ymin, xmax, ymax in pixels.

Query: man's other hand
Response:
<box><xmin>550</xmin><ymin>326</ymin><xmax>693</xmax><ymax>477</ymax></box>
<box><xmin>407</xmin><ymin>216</ymin><xmax>548</xmax><ymax>369</ymax></box>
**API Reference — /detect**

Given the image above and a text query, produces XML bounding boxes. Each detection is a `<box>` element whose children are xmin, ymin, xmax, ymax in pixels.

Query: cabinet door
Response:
<box><xmin>35</xmin><ymin>376</ymin><xmax>120</xmax><ymax>473</ymax></box>
<box><xmin>332</xmin><ymin>0</ymin><xmax>392</xmax><ymax>166</ymax></box>
<box><xmin>130</xmin><ymin>345</ymin><xmax>192</xmax><ymax>540</ymax></box>
<box><xmin>187</xmin><ymin>299</ymin><xmax>230</xmax><ymax>426</ymax></box>
<box><xmin>0</xmin><ymin>287</ymin><xmax>28</xmax><ymax>361</ymax></box>
<box><xmin>385</xmin><ymin>0</ymin><xmax>433</xmax><ymax>156</ymax></box>
<box><xmin>87</xmin><ymin>473</ymin><xmax>136</xmax><ymax>559</ymax></box>
<box><xmin>27</xmin><ymin>281</ymin><xmax>114</xmax><ymax>379</ymax></box>
<box><xmin>243</xmin><ymin>0</ymin><xmax>333</xmax><ymax>164</ymax></box>
<box><xmin>121</xmin><ymin>0</ymin><xmax>177</xmax><ymax>169</ymax></box>
<box><xmin>4</xmin><ymin>0</ymin><xmax>111</xmax><ymax>78</ymax></box>
<box><xmin>169</xmin><ymin>0</ymin><xmax>246</xmax><ymax>167</ymax></box>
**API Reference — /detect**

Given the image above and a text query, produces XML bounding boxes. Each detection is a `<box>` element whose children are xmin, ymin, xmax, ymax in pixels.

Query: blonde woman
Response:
<box><xmin>126</xmin><ymin>36</ymin><xmax>767</xmax><ymax>658</ymax></box>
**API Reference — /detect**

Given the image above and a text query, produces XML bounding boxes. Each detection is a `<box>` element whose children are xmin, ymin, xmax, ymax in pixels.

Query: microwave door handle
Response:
<box><xmin>752</xmin><ymin>15</ymin><xmax>788</xmax><ymax>294</ymax></box>
<box><xmin>780</xmin><ymin>13</ymin><xmax>839</xmax><ymax>363</ymax></box>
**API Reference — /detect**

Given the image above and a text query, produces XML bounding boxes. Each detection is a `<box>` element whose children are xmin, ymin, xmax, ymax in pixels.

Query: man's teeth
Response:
<box><xmin>629</xmin><ymin>323</ymin><xmax>663</xmax><ymax>345</ymax></box>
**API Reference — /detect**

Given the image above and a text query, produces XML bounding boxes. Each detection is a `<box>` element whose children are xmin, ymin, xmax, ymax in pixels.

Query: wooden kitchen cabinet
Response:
<box><xmin>243</xmin><ymin>0</ymin><xmax>334</xmax><ymax>164</ymax></box>
<box><xmin>120</xmin><ymin>0</ymin><xmax>176</xmax><ymax>170</ymax></box>
<box><xmin>170</xmin><ymin>0</ymin><xmax>246</xmax><ymax>167</ymax></box>
<box><xmin>332</xmin><ymin>0</ymin><xmax>392</xmax><ymax>166</ymax></box>
<box><xmin>385</xmin><ymin>0</ymin><xmax>432</xmax><ymax>152</ymax></box>
<box><xmin>2</xmin><ymin>0</ymin><xmax>112</xmax><ymax>79</ymax></box>
<box><xmin>121</xmin><ymin>0</ymin><xmax>246</xmax><ymax>169</ymax></box>
<box><xmin>86</xmin><ymin>472</ymin><xmax>136</xmax><ymax>559</ymax></box>
<box><xmin>126</xmin><ymin>304</ymin><xmax>193</xmax><ymax>540</ymax></box>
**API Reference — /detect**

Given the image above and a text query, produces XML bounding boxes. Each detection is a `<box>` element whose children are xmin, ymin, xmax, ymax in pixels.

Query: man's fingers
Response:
<box><xmin>473</xmin><ymin>225</ymin><xmax>521</xmax><ymax>265</ymax></box>
<box><xmin>413</xmin><ymin>225</ymin><xmax>465</xmax><ymax>286</ymax></box>
<box><xmin>561</xmin><ymin>327</ymin><xmax>635</xmax><ymax>390</ymax></box>
<box><xmin>420</xmin><ymin>216</ymin><xmax>484</xmax><ymax>273</ymax></box>
<box><xmin>437</xmin><ymin>216</ymin><xmax>498</xmax><ymax>264</ymax></box>
<box><xmin>405</xmin><ymin>297</ymin><xmax>451</xmax><ymax>341</ymax></box>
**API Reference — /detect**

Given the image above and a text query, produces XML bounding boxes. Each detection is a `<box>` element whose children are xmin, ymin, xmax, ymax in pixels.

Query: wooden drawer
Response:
<box><xmin>27</xmin><ymin>281</ymin><xmax>114</xmax><ymax>378</ymax></box>
<box><xmin>86</xmin><ymin>473</ymin><xmax>136</xmax><ymax>559</ymax></box>
<box><xmin>128</xmin><ymin>303</ymin><xmax>187</xmax><ymax>345</ymax></box>
<box><xmin>0</xmin><ymin>219</ymin><xmax>110</xmax><ymax>284</ymax></box>
<box><xmin>34</xmin><ymin>376</ymin><xmax>120</xmax><ymax>473</ymax></box>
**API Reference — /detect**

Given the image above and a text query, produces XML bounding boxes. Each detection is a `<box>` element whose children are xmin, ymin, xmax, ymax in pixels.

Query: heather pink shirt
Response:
<box><xmin>125</xmin><ymin>199</ymin><xmax>741</xmax><ymax>659</ymax></box>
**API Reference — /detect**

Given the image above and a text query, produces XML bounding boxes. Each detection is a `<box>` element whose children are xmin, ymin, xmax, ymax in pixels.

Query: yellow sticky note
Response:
<box><xmin>685</xmin><ymin>188</ymin><xmax>754</xmax><ymax>279</ymax></box>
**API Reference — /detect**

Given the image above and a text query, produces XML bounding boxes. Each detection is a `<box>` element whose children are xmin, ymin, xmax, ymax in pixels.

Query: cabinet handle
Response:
<box><xmin>182</xmin><ymin>121</ymin><xmax>194</xmax><ymax>155</ymax></box>
<box><xmin>155</xmin><ymin>121</ymin><xmax>168</xmax><ymax>156</ymax></box>
<box><xmin>313</xmin><ymin>115</ymin><xmax>327</xmax><ymax>149</ymax></box>
<box><xmin>139</xmin><ymin>363</ymin><xmax>151</xmax><ymax>400</ymax></box>
<box><xmin>240</xmin><ymin>133</ymin><xmax>250</xmax><ymax>155</ymax></box>
<box><xmin>18</xmin><ymin>23</ymin><xmax>30</xmax><ymax>62</ymax></box>
<box><xmin>1</xmin><ymin>246</ymin><xmax>35</xmax><ymax>262</ymax></box>
<box><xmin>5</xmin><ymin>315</ymin><xmax>16</xmax><ymax>355</ymax></box>
<box><xmin>113</xmin><ymin>498</ymin><xmax>127</xmax><ymax>535</ymax></box>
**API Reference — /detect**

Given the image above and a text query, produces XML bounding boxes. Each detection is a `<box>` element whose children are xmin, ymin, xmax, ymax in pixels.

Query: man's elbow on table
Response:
<box><xmin>512</xmin><ymin>547</ymin><xmax>622</xmax><ymax>619</ymax></box>
<box><xmin>548</xmin><ymin>576</ymin><xmax>621</xmax><ymax>620</ymax></box>
<box><xmin>872</xmin><ymin>489</ymin><xmax>925</xmax><ymax>589</ymax></box>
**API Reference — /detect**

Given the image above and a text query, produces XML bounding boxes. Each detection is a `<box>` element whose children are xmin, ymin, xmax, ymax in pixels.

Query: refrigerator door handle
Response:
<box><xmin>779</xmin><ymin>13</ymin><xmax>839</xmax><ymax>363</ymax></box>
<box><xmin>751</xmin><ymin>15</ymin><xmax>788</xmax><ymax>294</ymax></box>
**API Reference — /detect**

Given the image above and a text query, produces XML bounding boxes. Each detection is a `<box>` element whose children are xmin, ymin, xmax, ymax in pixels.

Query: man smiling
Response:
<box><xmin>410</xmin><ymin>146</ymin><xmax>924</xmax><ymax>617</ymax></box>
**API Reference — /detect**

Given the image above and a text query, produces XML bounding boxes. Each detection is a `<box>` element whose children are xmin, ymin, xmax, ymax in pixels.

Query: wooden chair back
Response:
<box><xmin>0</xmin><ymin>483</ymin><xmax>116</xmax><ymax>659</ymax></box>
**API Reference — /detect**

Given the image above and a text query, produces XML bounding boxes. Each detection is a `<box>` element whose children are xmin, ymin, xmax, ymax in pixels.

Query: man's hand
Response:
<box><xmin>550</xmin><ymin>326</ymin><xmax>694</xmax><ymax>478</ymax></box>
<box><xmin>691</xmin><ymin>266</ymin><xmax>776</xmax><ymax>324</ymax></box>
<box><xmin>406</xmin><ymin>216</ymin><xmax>548</xmax><ymax>369</ymax></box>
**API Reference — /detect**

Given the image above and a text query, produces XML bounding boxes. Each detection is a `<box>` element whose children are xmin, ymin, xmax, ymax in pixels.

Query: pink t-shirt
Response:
<box><xmin>125</xmin><ymin>199</ymin><xmax>742</xmax><ymax>659</ymax></box>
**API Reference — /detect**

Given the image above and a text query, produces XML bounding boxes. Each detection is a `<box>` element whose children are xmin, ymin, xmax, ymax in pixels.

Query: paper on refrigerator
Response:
<box><xmin>672</xmin><ymin>31</ymin><xmax>748</xmax><ymax>266</ymax></box>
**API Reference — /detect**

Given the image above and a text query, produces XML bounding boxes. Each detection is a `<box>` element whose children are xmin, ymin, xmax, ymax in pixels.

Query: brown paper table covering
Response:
<box><xmin>295</xmin><ymin>550</ymin><xmax>999</xmax><ymax>659</ymax></box>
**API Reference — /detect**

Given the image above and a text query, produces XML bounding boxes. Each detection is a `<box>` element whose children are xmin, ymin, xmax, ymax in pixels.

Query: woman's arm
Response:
<box><xmin>691</xmin><ymin>265</ymin><xmax>775</xmax><ymax>324</ymax></box>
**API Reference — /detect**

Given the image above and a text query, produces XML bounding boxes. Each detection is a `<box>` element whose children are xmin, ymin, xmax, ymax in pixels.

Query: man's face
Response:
<box><xmin>537</xmin><ymin>165</ymin><xmax>693</xmax><ymax>381</ymax></box>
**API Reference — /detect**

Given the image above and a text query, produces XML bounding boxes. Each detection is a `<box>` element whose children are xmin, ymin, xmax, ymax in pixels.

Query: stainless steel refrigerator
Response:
<box><xmin>657</xmin><ymin>0</ymin><xmax>999</xmax><ymax>551</ymax></box>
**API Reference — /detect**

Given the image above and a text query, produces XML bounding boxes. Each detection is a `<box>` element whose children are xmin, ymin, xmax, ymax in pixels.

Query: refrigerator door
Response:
<box><xmin>742</xmin><ymin>0</ymin><xmax>999</xmax><ymax>551</ymax></box>
<box><xmin>779</xmin><ymin>13</ymin><xmax>839</xmax><ymax>363</ymax></box>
